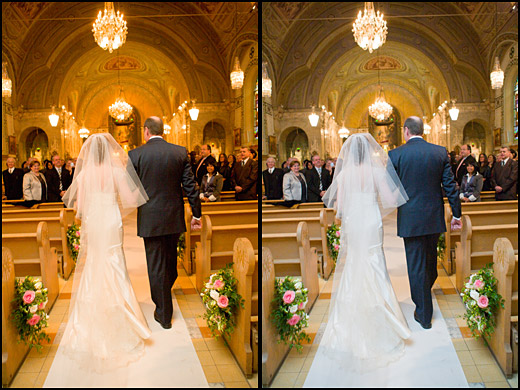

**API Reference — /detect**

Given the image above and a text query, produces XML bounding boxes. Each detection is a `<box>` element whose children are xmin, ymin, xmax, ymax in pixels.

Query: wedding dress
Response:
<box><xmin>304</xmin><ymin>134</ymin><xmax>411</xmax><ymax>387</ymax></box>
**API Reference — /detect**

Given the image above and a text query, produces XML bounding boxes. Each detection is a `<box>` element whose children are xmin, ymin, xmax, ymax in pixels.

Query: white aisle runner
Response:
<box><xmin>44</xmin><ymin>211</ymin><xmax>209</xmax><ymax>388</ymax></box>
<box><xmin>304</xmin><ymin>211</ymin><xmax>468</xmax><ymax>388</ymax></box>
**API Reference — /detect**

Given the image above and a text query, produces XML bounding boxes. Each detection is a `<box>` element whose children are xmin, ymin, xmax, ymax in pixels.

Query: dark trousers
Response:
<box><xmin>143</xmin><ymin>233</ymin><xmax>181</xmax><ymax>324</ymax></box>
<box><xmin>403</xmin><ymin>233</ymin><xmax>440</xmax><ymax>324</ymax></box>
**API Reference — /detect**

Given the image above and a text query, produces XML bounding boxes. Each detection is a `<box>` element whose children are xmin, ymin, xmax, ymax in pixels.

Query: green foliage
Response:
<box><xmin>177</xmin><ymin>233</ymin><xmax>185</xmax><ymax>259</ymax></box>
<box><xmin>66</xmin><ymin>224</ymin><xmax>81</xmax><ymax>264</ymax></box>
<box><xmin>200</xmin><ymin>263</ymin><xmax>244</xmax><ymax>339</ymax></box>
<box><xmin>437</xmin><ymin>233</ymin><xmax>445</xmax><ymax>260</ymax></box>
<box><xmin>460</xmin><ymin>263</ymin><xmax>505</xmax><ymax>345</ymax></box>
<box><xmin>10</xmin><ymin>276</ymin><xmax>51</xmax><ymax>352</ymax></box>
<box><xmin>326</xmin><ymin>223</ymin><xmax>341</xmax><ymax>268</ymax></box>
<box><xmin>270</xmin><ymin>276</ymin><xmax>311</xmax><ymax>353</ymax></box>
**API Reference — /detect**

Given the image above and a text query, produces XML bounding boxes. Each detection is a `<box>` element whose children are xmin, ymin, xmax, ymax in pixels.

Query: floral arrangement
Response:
<box><xmin>437</xmin><ymin>233</ymin><xmax>446</xmax><ymax>261</ymax></box>
<box><xmin>270</xmin><ymin>276</ymin><xmax>311</xmax><ymax>352</ymax></box>
<box><xmin>200</xmin><ymin>263</ymin><xmax>244</xmax><ymax>339</ymax></box>
<box><xmin>326</xmin><ymin>223</ymin><xmax>341</xmax><ymax>266</ymax></box>
<box><xmin>10</xmin><ymin>276</ymin><xmax>51</xmax><ymax>352</ymax></box>
<box><xmin>177</xmin><ymin>233</ymin><xmax>185</xmax><ymax>260</ymax></box>
<box><xmin>66</xmin><ymin>224</ymin><xmax>81</xmax><ymax>264</ymax></box>
<box><xmin>460</xmin><ymin>263</ymin><xmax>505</xmax><ymax>344</ymax></box>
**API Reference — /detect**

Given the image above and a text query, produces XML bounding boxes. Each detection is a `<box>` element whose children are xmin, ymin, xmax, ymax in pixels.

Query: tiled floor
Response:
<box><xmin>6</xmin><ymin>266</ymin><xmax>258</xmax><ymax>388</ymax></box>
<box><xmin>267</xmin><ymin>265</ymin><xmax>518</xmax><ymax>388</ymax></box>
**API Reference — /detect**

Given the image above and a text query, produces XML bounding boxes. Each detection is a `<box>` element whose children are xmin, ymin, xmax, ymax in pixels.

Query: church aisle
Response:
<box><xmin>7</xmin><ymin>210</ymin><xmax>256</xmax><ymax>388</ymax></box>
<box><xmin>268</xmin><ymin>211</ymin><xmax>517</xmax><ymax>388</ymax></box>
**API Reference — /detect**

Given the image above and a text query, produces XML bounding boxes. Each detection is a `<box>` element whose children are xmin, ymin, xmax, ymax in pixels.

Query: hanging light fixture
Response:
<box><xmin>262</xmin><ymin>61</ymin><xmax>272</xmax><ymax>98</ymax></box>
<box><xmin>78</xmin><ymin>122</ymin><xmax>90</xmax><ymax>139</ymax></box>
<box><xmin>352</xmin><ymin>2</ymin><xmax>388</xmax><ymax>53</ymax></box>
<box><xmin>449</xmin><ymin>99</ymin><xmax>459</xmax><ymax>121</ymax></box>
<box><xmin>230</xmin><ymin>4</ymin><xmax>244</xmax><ymax>89</ymax></box>
<box><xmin>490</xmin><ymin>3</ymin><xmax>504</xmax><ymax>90</ymax></box>
<box><xmin>109</xmin><ymin>51</ymin><xmax>132</xmax><ymax>121</ymax></box>
<box><xmin>2</xmin><ymin>62</ymin><xmax>12</xmax><ymax>98</ymax></box>
<box><xmin>309</xmin><ymin>106</ymin><xmax>320</xmax><ymax>127</ymax></box>
<box><xmin>338</xmin><ymin>122</ymin><xmax>350</xmax><ymax>139</ymax></box>
<box><xmin>189</xmin><ymin>100</ymin><xmax>199</xmax><ymax>121</ymax></box>
<box><xmin>49</xmin><ymin>105</ymin><xmax>59</xmax><ymax>127</ymax></box>
<box><xmin>92</xmin><ymin>2</ymin><xmax>128</xmax><ymax>53</ymax></box>
<box><xmin>369</xmin><ymin>54</ymin><xmax>392</xmax><ymax>121</ymax></box>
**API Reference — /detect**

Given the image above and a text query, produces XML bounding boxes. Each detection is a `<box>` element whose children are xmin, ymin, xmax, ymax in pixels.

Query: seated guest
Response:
<box><xmin>455</xmin><ymin>144</ymin><xmax>478</xmax><ymax>186</ymax></box>
<box><xmin>2</xmin><ymin>157</ymin><xmax>24</xmax><ymax>200</ymax></box>
<box><xmin>200</xmin><ymin>161</ymin><xmax>223</xmax><ymax>202</ymax></box>
<box><xmin>282</xmin><ymin>159</ymin><xmax>307</xmax><ymax>207</ymax></box>
<box><xmin>459</xmin><ymin>161</ymin><xmax>483</xmax><ymax>202</ymax></box>
<box><xmin>262</xmin><ymin>157</ymin><xmax>284</xmax><ymax>200</ymax></box>
<box><xmin>305</xmin><ymin>154</ymin><xmax>332</xmax><ymax>203</ymax></box>
<box><xmin>218</xmin><ymin>153</ymin><xmax>232</xmax><ymax>191</ymax></box>
<box><xmin>45</xmin><ymin>154</ymin><xmax>72</xmax><ymax>202</ymax></box>
<box><xmin>478</xmin><ymin>153</ymin><xmax>492</xmax><ymax>191</ymax></box>
<box><xmin>195</xmin><ymin>144</ymin><xmax>217</xmax><ymax>186</ymax></box>
<box><xmin>232</xmin><ymin>146</ymin><xmax>258</xmax><ymax>200</ymax></box>
<box><xmin>490</xmin><ymin>146</ymin><xmax>518</xmax><ymax>200</ymax></box>
<box><xmin>23</xmin><ymin>160</ymin><xmax>47</xmax><ymax>207</ymax></box>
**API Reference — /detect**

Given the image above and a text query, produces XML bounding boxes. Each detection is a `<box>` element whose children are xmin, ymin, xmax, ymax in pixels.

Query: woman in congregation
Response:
<box><xmin>22</xmin><ymin>159</ymin><xmax>48</xmax><ymax>207</ymax></box>
<box><xmin>282</xmin><ymin>159</ymin><xmax>308</xmax><ymax>207</ymax></box>
<box><xmin>478</xmin><ymin>153</ymin><xmax>492</xmax><ymax>191</ymax></box>
<box><xmin>65</xmin><ymin>158</ymin><xmax>75</xmax><ymax>179</ymax></box>
<box><xmin>41</xmin><ymin>159</ymin><xmax>53</xmax><ymax>175</ymax></box>
<box><xmin>459</xmin><ymin>161</ymin><xmax>483</xmax><ymax>202</ymax></box>
<box><xmin>218</xmin><ymin>153</ymin><xmax>232</xmax><ymax>191</ymax></box>
<box><xmin>200</xmin><ymin>161</ymin><xmax>223</xmax><ymax>202</ymax></box>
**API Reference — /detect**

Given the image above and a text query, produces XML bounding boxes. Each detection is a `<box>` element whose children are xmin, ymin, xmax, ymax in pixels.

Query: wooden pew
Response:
<box><xmin>195</xmin><ymin>215</ymin><xmax>258</xmax><ymax>292</ymax></box>
<box><xmin>262</xmin><ymin>221</ymin><xmax>319</xmax><ymax>310</ymax></box>
<box><xmin>2</xmin><ymin>222</ymin><xmax>59</xmax><ymax>311</ymax></box>
<box><xmin>262</xmin><ymin>246</ymin><xmax>290</xmax><ymax>387</ymax></box>
<box><xmin>454</xmin><ymin>215</ymin><xmax>518</xmax><ymax>292</ymax></box>
<box><xmin>262</xmin><ymin>208</ymin><xmax>336</xmax><ymax>279</ymax></box>
<box><xmin>296</xmin><ymin>202</ymin><xmax>325</xmax><ymax>209</ymax></box>
<box><xmin>183</xmin><ymin>191</ymin><xmax>238</xmax><ymax>203</ymax></box>
<box><xmin>33</xmin><ymin>202</ymin><xmax>65</xmax><ymax>209</ymax></box>
<box><xmin>224</xmin><ymin>238</ymin><xmax>258</xmax><ymax>378</ymax></box>
<box><xmin>490</xmin><ymin>237</ymin><xmax>518</xmax><ymax>377</ymax></box>
<box><xmin>442</xmin><ymin>201</ymin><xmax>518</xmax><ymax>274</ymax></box>
<box><xmin>2</xmin><ymin>247</ymin><xmax>30</xmax><ymax>386</ymax></box>
<box><xmin>2</xmin><ymin>209</ymin><xmax>76</xmax><ymax>279</ymax></box>
<box><xmin>443</xmin><ymin>191</ymin><xmax>496</xmax><ymax>203</ymax></box>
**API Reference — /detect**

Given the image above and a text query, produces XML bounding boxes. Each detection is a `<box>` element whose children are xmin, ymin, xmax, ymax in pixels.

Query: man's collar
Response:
<box><xmin>148</xmin><ymin>136</ymin><xmax>164</xmax><ymax>142</ymax></box>
<box><xmin>407</xmin><ymin>136</ymin><xmax>424</xmax><ymax>142</ymax></box>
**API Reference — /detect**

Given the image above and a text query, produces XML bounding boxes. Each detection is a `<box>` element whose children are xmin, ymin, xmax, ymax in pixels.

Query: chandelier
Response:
<box><xmin>109</xmin><ymin>92</ymin><xmax>133</xmax><ymax>121</ymax></box>
<box><xmin>230</xmin><ymin>57</ymin><xmax>244</xmax><ymax>90</ymax></box>
<box><xmin>309</xmin><ymin>106</ymin><xmax>320</xmax><ymax>127</ymax></box>
<box><xmin>49</xmin><ymin>105</ymin><xmax>60</xmax><ymax>127</ymax></box>
<box><xmin>338</xmin><ymin>124</ymin><xmax>350</xmax><ymax>139</ymax></box>
<box><xmin>78</xmin><ymin>124</ymin><xmax>90</xmax><ymax>139</ymax></box>
<box><xmin>189</xmin><ymin>100</ymin><xmax>199</xmax><ymax>121</ymax></box>
<box><xmin>92</xmin><ymin>2</ymin><xmax>128</xmax><ymax>53</ymax></box>
<box><xmin>449</xmin><ymin>100</ymin><xmax>459</xmax><ymax>121</ymax></box>
<box><xmin>352</xmin><ymin>2</ymin><xmax>388</xmax><ymax>53</ymax></box>
<box><xmin>369</xmin><ymin>85</ymin><xmax>393</xmax><ymax>121</ymax></box>
<box><xmin>262</xmin><ymin>62</ymin><xmax>272</xmax><ymax>98</ymax></box>
<box><xmin>2</xmin><ymin>62</ymin><xmax>12</xmax><ymax>98</ymax></box>
<box><xmin>490</xmin><ymin>57</ymin><xmax>504</xmax><ymax>90</ymax></box>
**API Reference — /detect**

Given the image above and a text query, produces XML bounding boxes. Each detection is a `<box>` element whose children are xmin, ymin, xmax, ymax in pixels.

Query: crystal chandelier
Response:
<box><xmin>338</xmin><ymin>123</ymin><xmax>350</xmax><ymax>138</ymax></box>
<box><xmin>309</xmin><ymin>106</ymin><xmax>320</xmax><ymax>127</ymax></box>
<box><xmin>230</xmin><ymin>57</ymin><xmax>244</xmax><ymax>90</ymax></box>
<box><xmin>449</xmin><ymin>100</ymin><xmax>459</xmax><ymax>121</ymax></box>
<box><xmin>189</xmin><ymin>100</ymin><xmax>199</xmax><ymax>121</ymax></box>
<box><xmin>262</xmin><ymin>62</ymin><xmax>272</xmax><ymax>98</ymax></box>
<box><xmin>49</xmin><ymin>105</ymin><xmax>60</xmax><ymax>127</ymax></box>
<box><xmin>78</xmin><ymin>124</ymin><xmax>90</xmax><ymax>139</ymax></box>
<box><xmin>490</xmin><ymin>57</ymin><xmax>504</xmax><ymax>90</ymax></box>
<box><xmin>352</xmin><ymin>2</ymin><xmax>388</xmax><ymax>53</ymax></box>
<box><xmin>369</xmin><ymin>85</ymin><xmax>393</xmax><ymax>121</ymax></box>
<box><xmin>2</xmin><ymin>62</ymin><xmax>12</xmax><ymax>98</ymax></box>
<box><xmin>109</xmin><ymin>92</ymin><xmax>133</xmax><ymax>121</ymax></box>
<box><xmin>92</xmin><ymin>2</ymin><xmax>128</xmax><ymax>53</ymax></box>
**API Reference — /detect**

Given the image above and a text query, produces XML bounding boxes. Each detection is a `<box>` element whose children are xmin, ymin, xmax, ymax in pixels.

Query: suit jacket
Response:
<box><xmin>283</xmin><ymin>171</ymin><xmax>307</xmax><ymax>201</ymax></box>
<box><xmin>305</xmin><ymin>167</ymin><xmax>332</xmax><ymax>202</ymax></box>
<box><xmin>460</xmin><ymin>173</ymin><xmax>483</xmax><ymax>202</ymax></box>
<box><xmin>2</xmin><ymin>168</ymin><xmax>24</xmax><ymax>199</ymax></box>
<box><xmin>195</xmin><ymin>155</ymin><xmax>217</xmax><ymax>185</ymax></box>
<box><xmin>454</xmin><ymin>155</ymin><xmax>478</xmax><ymax>185</ymax></box>
<box><xmin>44</xmin><ymin>167</ymin><xmax>72</xmax><ymax>202</ymax></box>
<box><xmin>200</xmin><ymin>173</ymin><xmax>223</xmax><ymax>202</ymax></box>
<box><xmin>262</xmin><ymin>168</ymin><xmax>284</xmax><ymax>199</ymax></box>
<box><xmin>232</xmin><ymin>158</ymin><xmax>258</xmax><ymax>200</ymax></box>
<box><xmin>23</xmin><ymin>171</ymin><xmax>47</xmax><ymax>201</ymax></box>
<box><xmin>388</xmin><ymin>137</ymin><xmax>461</xmax><ymax>238</ymax></box>
<box><xmin>490</xmin><ymin>158</ymin><xmax>518</xmax><ymax>200</ymax></box>
<box><xmin>129</xmin><ymin>138</ymin><xmax>201</xmax><ymax>237</ymax></box>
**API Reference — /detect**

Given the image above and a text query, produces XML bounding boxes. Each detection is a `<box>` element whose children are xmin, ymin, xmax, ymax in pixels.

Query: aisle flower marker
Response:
<box><xmin>326</xmin><ymin>223</ymin><xmax>341</xmax><ymax>268</ymax></box>
<box><xmin>66</xmin><ymin>224</ymin><xmax>81</xmax><ymax>265</ymax></box>
<box><xmin>10</xmin><ymin>276</ymin><xmax>51</xmax><ymax>352</ymax></box>
<box><xmin>460</xmin><ymin>263</ymin><xmax>505</xmax><ymax>344</ymax></box>
<box><xmin>271</xmin><ymin>276</ymin><xmax>311</xmax><ymax>352</ymax></box>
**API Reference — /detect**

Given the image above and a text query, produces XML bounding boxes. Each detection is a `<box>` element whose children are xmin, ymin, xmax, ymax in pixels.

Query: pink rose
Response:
<box><xmin>287</xmin><ymin>314</ymin><xmax>301</xmax><ymax>326</ymax></box>
<box><xmin>74</xmin><ymin>244</ymin><xmax>79</xmax><ymax>251</ymax></box>
<box><xmin>334</xmin><ymin>244</ymin><xmax>339</xmax><ymax>251</ymax></box>
<box><xmin>283</xmin><ymin>290</ymin><xmax>296</xmax><ymax>304</ymax></box>
<box><xmin>474</xmin><ymin>279</ymin><xmax>484</xmax><ymax>289</ymax></box>
<box><xmin>336</xmin><ymin>231</ymin><xmax>340</xmax><ymax>237</ymax></box>
<box><xmin>217</xmin><ymin>295</ymin><xmax>229</xmax><ymax>308</ymax></box>
<box><xmin>23</xmin><ymin>290</ymin><xmax>36</xmax><ymax>305</ymax></box>
<box><xmin>477</xmin><ymin>295</ymin><xmax>489</xmax><ymax>309</ymax></box>
<box><xmin>76</xmin><ymin>231</ymin><xmax>80</xmax><ymax>237</ymax></box>
<box><xmin>213</xmin><ymin>279</ymin><xmax>224</xmax><ymax>290</ymax></box>
<box><xmin>27</xmin><ymin>314</ymin><xmax>40</xmax><ymax>326</ymax></box>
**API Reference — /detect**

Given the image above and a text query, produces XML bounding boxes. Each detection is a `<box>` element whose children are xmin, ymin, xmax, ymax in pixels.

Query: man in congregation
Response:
<box><xmin>262</xmin><ymin>157</ymin><xmax>284</xmax><ymax>200</ymax></box>
<box><xmin>305</xmin><ymin>154</ymin><xmax>332</xmax><ymax>203</ymax></box>
<box><xmin>195</xmin><ymin>144</ymin><xmax>217</xmax><ymax>186</ymax></box>
<box><xmin>45</xmin><ymin>154</ymin><xmax>72</xmax><ymax>202</ymax></box>
<box><xmin>2</xmin><ymin>157</ymin><xmax>24</xmax><ymax>200</ymax></box>
<box><xmin>232</xmin><ymin>146</ymin><xmax>258</xmax><ymax>200</ymax></box>
<box><xmin>454</xmin><ymin>144</ymin><xmax>478</xmax><ymax>186</ymax></box>
<box><xmin>490</xmin><ymin>146</ymin><xmax>518</xmax><ymax>201</ymax></box>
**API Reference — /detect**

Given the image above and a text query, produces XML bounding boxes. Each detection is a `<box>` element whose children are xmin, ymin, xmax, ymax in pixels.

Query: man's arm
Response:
<box><xmin>180</xmin><ymin>148</ymin><xmax>202</xmax><ymax>219</ymax></box>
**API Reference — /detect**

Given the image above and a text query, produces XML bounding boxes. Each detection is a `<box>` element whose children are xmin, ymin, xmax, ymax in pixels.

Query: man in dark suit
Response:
<box><xmin>491</xmin><ymin>146</ymin><xmax>518</xmax><ymax>200</ymax></box>
<box><xmin>389</xmin><ymin>116</ymin><xmax>461</xmax><ymax>330</ymax></box>
<box><xmin>262</xmin><ymin>157</ymin><xmax>284</xmax><ymax>200</ymax></box>
<box><xmin>232</xmin><ymin>146</ymin><xmax>258</xmax><ymax>200</ymax></box>
<box><xmin>45</xmin><ymin>155</ymin><xmax>72</xmax><ymax>202</ymax></box>
<box><xmin>194</xmin><ymin>144</ymin><xmax>217</xmax><ymax>186</ymax></box>
<box><xmin>305</xmin><ymin>154</ymin><xmax>332</xmax><ymax>203</ymax></box>
<box><xmin>129</xmin><ymin>116</ymin><xmax>201</xmax><ymax>329</ymax></box>
<box><xmin>454</xmin><ymin>144</ymin><xmax>478</xmax><ymax>186</ymax></box>
<box><xmin>2</xmin><ymin>157</ymin><xmax>24</xmax><ymax>200</ymax></box>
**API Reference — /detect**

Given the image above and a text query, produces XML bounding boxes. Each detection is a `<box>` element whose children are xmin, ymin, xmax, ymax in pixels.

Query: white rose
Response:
<box><xmin>301</xmin><ymin>299</ymin><xmax>308</xmax><ymax>310</ymax></box>
<box><xmin>42</xmin><ymin>288</ymin><xmax>47</xmax><ymax>292</ymax></box>
<box><xmin>289</xmin><ymin>305</ymin><xmax>298</xmax><ymax>313</ymax></box>
<box><xmin>296</xmin><ymin>290</ymin><xmax>302</xmax><ymax>295</ymax></box>
<box><xmin>30</xmin><ymin>305</ymin><xmax>38</xmax><ymax>313</ymax></box>
<box><xmin>33</xmin><ymin>278</ymin><xmax>41</xmax><ymax>283</ymax></box>
<box><xmin>294</xmin><ymin>281</ymin><xmax>303</xmax><ymax>290</ymax></box>
<box><xmin>469</xmin><ymin>290</ymin><xmax>480</xmax><ymax>301</ymax></box>
<box><xmin>302</xmin><ymin>288</ymin><xmax>308</xmax><ymax>293</ymax></box>
<box><xmin>36</xmin><ymin>290</ymin><xmax>42</xmax><ymax>295</ymax></box>
<box><xmin>210</xmin><ymin>290</ymin><xmax>220</xmax><ymax>301</ymax></box>
<box><xmin>34</xmin><ymin>281</ymin><xmax>42</xmax><ymax>290</ymax></box>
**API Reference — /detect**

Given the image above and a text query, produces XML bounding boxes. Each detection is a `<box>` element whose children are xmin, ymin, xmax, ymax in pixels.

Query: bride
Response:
<box><xmin>45</xmin><ymin>133</ymin><xmax>151</xmax><ymax>383</ymax></box>
<box><xmin>304</xmin><ymin>133</ymin><xmax>411</xmax><ymax>387</ymax></box>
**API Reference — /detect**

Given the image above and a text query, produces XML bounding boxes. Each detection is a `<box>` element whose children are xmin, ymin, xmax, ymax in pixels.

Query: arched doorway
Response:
<box><xmin>463</xmin><ymin>120</ymin><xmax>487</xmax><ymax>158</ymax></box>
<box><xmin>203</xmin><ymin>121</ymin><xmax>226</xmax><ymax>159</ymax></box>
<box><xmin>25</xmin><ymin>128</ymin><xmax>49</xmax><ymax>162</ymax></box>
<box><xmin>283</xmin><ymin>128</ymin><xmax>309</xmax><ymax>163</ymax></box>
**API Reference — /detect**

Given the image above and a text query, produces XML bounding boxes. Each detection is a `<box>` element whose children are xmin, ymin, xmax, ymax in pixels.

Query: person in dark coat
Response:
<box><xmin>2</xmin><ymin>157</ymin><xmax>24</xmax><ymax>200</ymax></box>
<box><xmin>45</xmin><ymin>155</ymin><xmax>72</xmax><ymax>202</ymax></box>
<box><xmin>454</xmin><ymin>144</ymin><xmax>478</xmax><ymax>186</ymax></box>
<box><xmin>129</xmin><ymin>116</ymin><xmax>201</xmax><ymax>329</ymax></box>
<box><xmin>305</xmin><ymin>154</ymin><xmax>332</xmax><ymax>203</ymax></box>
<box><xmin>262</xmin><ymin>157</ymin><xmax>284</xmax><ymax>200</ymax></box>
<box><xmin>490</xmin><ymin>146</ymin><xmax>518</xmax><ymax>200</ymax></box>
<box><xmin>217</xmin><ymin>153</ymin><xmax>233</xmax><ymax>191</ymax></box>
<box><xmin>194</xmin><ymin>144</ymin><xmax>217</xmax><ymax>186</ymax></box>
<box><xmin>232</xmin><ymin>146</ymin><xmax>258</xmax><ymax>200</ymax></box>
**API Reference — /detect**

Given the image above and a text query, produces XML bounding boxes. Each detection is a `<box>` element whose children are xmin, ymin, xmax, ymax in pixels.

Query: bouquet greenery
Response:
<box><xmin>200</xmin><ymin>263</ymin><xmax>244</xmax><ymax>339</ymax></box>
<box><xmin>10</xmin><ymin>276</ymin><xmax>51</xmax><ymax>352</ymax></box>
<box><xmin>326</xmin><ymin>223</ymin><xmax>341</xmax><ymax>267</ymax></box>
<box><xmin>460</xmin><ymin>263</ymin><xmax>505</xmax><ymax>344</ymax></box>
<box><xmin>270</xmin><ymin>276</ymin><xmax>311</xmax><ymax>352</ymax></box>
<box><xmin>66</xmin><ymin>224</ymin><xmax>81</xmax><ymax>264</ymax></box>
